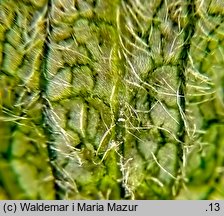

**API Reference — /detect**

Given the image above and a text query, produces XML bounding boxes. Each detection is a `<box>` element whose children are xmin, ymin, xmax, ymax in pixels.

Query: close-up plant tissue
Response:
<box><xmin>0</xmin><ymin>0</ymin><xmax>223</xmax><ymax>200</ymax></box>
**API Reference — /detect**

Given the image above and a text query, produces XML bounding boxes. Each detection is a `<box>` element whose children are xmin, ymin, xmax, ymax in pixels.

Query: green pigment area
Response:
<box><xmin>0</xmin><ymin>0</ymin><xmax>223</xmax><ymax>199</ymax></box>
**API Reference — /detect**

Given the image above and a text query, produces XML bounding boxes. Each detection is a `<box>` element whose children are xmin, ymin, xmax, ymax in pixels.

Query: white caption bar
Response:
<box><xmin>0</xmin><ymin>201</ymin><xmax>224</xmax><ymax>216</ymax></box>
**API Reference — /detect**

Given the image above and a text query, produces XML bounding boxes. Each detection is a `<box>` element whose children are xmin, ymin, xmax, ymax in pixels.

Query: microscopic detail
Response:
<box><xmin>0</xmin><ymin>0</ymin><xmax>223</xmax><ymax>199</ymax></box>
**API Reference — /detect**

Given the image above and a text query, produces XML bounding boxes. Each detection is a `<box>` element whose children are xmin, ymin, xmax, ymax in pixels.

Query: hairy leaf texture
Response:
<box><xmin>0</xmin><ymin>0</ymin><xmax>223</xmax><ymax>199</ymax></box>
